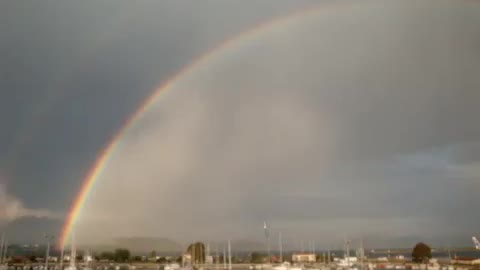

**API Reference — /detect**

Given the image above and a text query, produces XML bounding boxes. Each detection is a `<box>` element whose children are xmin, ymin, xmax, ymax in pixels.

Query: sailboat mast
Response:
<box><xmin>264</xmin><ymin>222</ymin><xmax>270</xmax><ymax>263</ymax></box>
<box><xmin>60</xmin><ymin>244</ymin><xmax>64</xmax><ymax>270</ymax></box>
<box><xmin>71</xmin><ymin>231</ymin><xmax>76</xmax><ymax>268</ymax></box>
<box><xmin>0</xmin><ymin>233</ymin><xmax>4</xmax><ymax>265</ymax></box>
<box><xmin>2</xmin><ymin>239</ymin><xmax>8</xmax><ymax>264</ymax></box>
<box><xmin>360</xmin><ymin>239</ymin><xmax>364</xmax><ymax>270</ymax></box>
<box><xmin>223</xmin><ymin>245</ymin><xmax>226</xmax><ymax>269</ymax></box>
<box><xmin>216</xmin><ymin>243</ymin><xmax>219</xmax><ymax>270</ymax></box>
<box><xmin>207</xmin><ymin>243</ymin><xmax>210</xmax><ymax>268</ymax></box>
<box><xmin>327</xmin><ymin>247</ymin><xmax>331</xmax><ymax>265</ymax></box>
<box><xmin>278</xmin><ymin>232</ymin><xmax>283</xmax><ymax>263</ymax></box>
<box><xmin>228</xmin><ymin>240</ymin><xmax>232</xmax><ymax>270</ymax></box>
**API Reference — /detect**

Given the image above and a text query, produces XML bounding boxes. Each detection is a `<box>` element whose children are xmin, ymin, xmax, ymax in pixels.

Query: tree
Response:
<box><xmin>114</xmin><ymin>249</ymin><xmax>131</xmax><ymax>262</ymax></box>
<box><xmin>100</xmin><ymin>251</ymin><xmax>114</xmax><ymax>261</ymax></box>
<box><xmin>176</xmin><ymin>256</ymin><xmax>183</xmax><ymax>264</ymax></box>
<box><xmin>187</xmin><ymin>242</ymin><xmax>206</xmax><ymax>264</ymax></box>
<box><xmin>133</xmin><ymin>256</ymin><xmax>142</xmax><ymax>262</ymax></box>
<box><xmin>412</xmin><ymin>242</ymin><xmax>431</xmax><ymax>263</ymax></box>
<box><xmin>250</xmin><ymin>252</ymin><xmax>267</xmax><ymax>263</ymax></box>
<box><xmin>157</xmin><ymin>257</ymin><xmax>167</xmax><ymax>263</ymax></box>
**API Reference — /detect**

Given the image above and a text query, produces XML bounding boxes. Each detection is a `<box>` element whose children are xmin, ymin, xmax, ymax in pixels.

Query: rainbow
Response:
<box><xmin>59</xmin><ymin>2</ymin><xmax>351</xmax><ymax>248</ymax></box>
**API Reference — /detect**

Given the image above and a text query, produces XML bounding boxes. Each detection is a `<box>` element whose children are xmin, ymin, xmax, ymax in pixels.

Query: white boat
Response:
<box><xmin>164</xmin><ymin>264</ymin><xmax>180</xmax><ymax>270</ymax></box>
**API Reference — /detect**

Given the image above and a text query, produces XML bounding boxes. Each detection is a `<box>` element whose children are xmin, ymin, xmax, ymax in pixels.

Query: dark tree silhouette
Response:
<box><xmin>176</xmin><ymin>256</ymin><xmax>183</xmax><ymax>264</ymax></box>
<box><xmin>100</xmin><ymin>251</ymin><xmax>114</xmax><ymax>261</ymax></box>
<box><xmin>412</xmin><ymin>242</ymin><xmax>432</xmax><ymax>263</ymax></box>
<box><xmin>250</xmin><ymin>252</ymin><xmax>267</xmax><ymax>263</ymax></box>
<box><xmin>114</xmin><ymin>248</ymin><xmax>131</xmax><ymax>262</ymax></box>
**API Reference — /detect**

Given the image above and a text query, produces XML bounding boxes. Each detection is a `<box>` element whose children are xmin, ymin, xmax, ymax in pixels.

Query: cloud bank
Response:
<box><xmin>0</xmin><ymin>183</ymin><xmax>57</xmax><ymax>224</ymax></box>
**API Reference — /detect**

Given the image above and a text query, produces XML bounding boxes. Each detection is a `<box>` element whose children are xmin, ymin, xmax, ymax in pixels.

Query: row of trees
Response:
<box><xmin>25</xmin><ymin>241</ymin><xmax>427</xmax><ymax>264</ymax></box>
<box><xmin>99</xmin><ymin>249</ymin><xmax>131</xmax><ymax>262</ymax></box>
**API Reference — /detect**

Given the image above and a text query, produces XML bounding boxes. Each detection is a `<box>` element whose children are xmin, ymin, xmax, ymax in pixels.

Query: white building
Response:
<box><xmin>292</xmin><ymin>253</ymin><xmax>316</xmax><ymax>263</ymax></box>
<box><xmin>205</xmin><ymin>256</ymin><xmax>213</xmax><ymax>264</ymax></box>
<box><xmin>182</xmin><ymin>254</ymin><xmax>192</xmax><ymax>265</ymax></box>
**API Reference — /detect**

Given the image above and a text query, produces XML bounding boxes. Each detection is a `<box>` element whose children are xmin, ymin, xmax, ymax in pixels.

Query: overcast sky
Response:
<box><xmin>1</xmin><ymin>0</ymin><xmax>480</xmax><ymax>249</ymax></box>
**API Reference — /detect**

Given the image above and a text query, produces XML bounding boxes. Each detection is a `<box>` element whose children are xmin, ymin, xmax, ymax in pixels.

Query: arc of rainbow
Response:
<box><xmin>59</xmin><ymin>2</ymin><xmax>351</xmax><ymax>248</ymax></box>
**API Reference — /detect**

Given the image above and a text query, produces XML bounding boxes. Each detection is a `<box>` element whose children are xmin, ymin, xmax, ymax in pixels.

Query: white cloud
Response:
<box><xmin>0</xmin><ymin>183</ymin><xmax>58</xmax><ymax>223</ymax></box>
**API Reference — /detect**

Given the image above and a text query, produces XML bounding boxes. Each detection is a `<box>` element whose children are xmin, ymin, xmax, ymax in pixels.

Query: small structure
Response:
<box><xmin>205</xmin><ymin>256</ymin><xmax>213</xmax><ymax>264</ymax></box>
<box><xmin>292</xmin><ymin>253</ymin><xmax>316</xmax><ymax>263</ymax></box>
<box><xmin>451</xmin><ymin>257</ymin><xmax>480</xmax><ymax>265</ymax></box>
<box><xmin>182</xmin><ymin>254</ymin><xmax>192</xmax><ymax>265</ymax></box>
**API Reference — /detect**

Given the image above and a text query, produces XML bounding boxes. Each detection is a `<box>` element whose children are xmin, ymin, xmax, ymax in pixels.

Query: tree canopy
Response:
<box><xmin>100</xmin><ymin>251</ymin><xmax>114</xmax><ymax>261</ymax></box>
<box><xmin>114</xmin><ymin>248</ymin><xmax>131</xmax><ymax>262</ymax></box>
<box><xmin>412</xmin><ymin>242</ymin><xmax>432</xmax><ymax>263</ymax></box>
<box><xmin>250</xmin><ymin>252</ymin><xmax>267</xmax><ymax>263</ymax></box>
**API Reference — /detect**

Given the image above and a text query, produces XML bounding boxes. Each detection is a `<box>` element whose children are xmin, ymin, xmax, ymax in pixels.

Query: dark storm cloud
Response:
<box><xmin>73</xmin><ymin>0</ymin><xmax>480</xmax><ymax>249</ymax></box>
<box><xmin>0</xmin><ymin>0</ymin><xmax>318</xmax><ymax>241</ymax></box>
<box><xmin>2</xmin><ymin>0</ymin><xmax>480</xmax><ymax>248</ymax></box>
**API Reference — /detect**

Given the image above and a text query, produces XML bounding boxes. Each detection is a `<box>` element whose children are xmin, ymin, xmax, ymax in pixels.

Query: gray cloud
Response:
<box><xmin>0</xmin><ymin>182</ymin><xmax>58</xmax><ymax>225</ymax></box>
<box><xmin>2</xmin><ymin>0</ymin><xmax>480</xmax><ymax>248</ymax></box>
<box><xmin>71</xmin><ymin>0</ymin><xmax>480</xmax><ymax>249</ymax></box>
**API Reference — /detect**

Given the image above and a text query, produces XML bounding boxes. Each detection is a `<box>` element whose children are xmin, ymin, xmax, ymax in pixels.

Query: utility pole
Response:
<box><xmin>45</xmin><ymin>234</ymin><xmax>54</xmax><ymax>270</ymax></box>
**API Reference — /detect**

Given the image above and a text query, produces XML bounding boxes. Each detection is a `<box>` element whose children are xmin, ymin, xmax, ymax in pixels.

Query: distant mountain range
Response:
<box><xmin>112</xmin><ymin>237</ymin><xmax>183</xmax><ymax>253</ymax></box>
<box><xmin>77</xmin><ymin>238</ymin><xmax>266</xmax><ymax>254</ymax></box>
